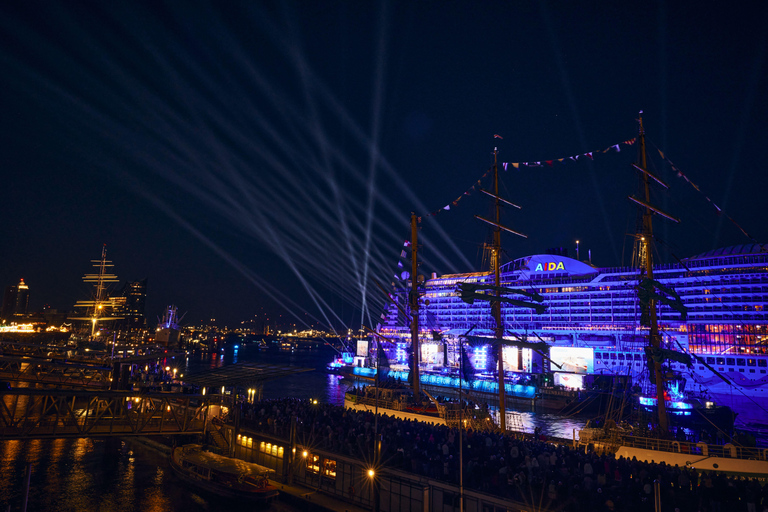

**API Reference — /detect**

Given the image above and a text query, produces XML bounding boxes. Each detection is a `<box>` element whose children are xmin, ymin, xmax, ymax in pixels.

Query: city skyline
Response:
<box><xmin>1</xmin><ymin>1</ymin><xmax>767</xmax><ymax>329</ymax></box>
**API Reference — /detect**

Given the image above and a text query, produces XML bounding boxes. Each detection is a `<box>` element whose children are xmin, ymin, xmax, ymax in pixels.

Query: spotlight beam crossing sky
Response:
<box><xmin>1</xmin><ymin>1</ymin><xmax>766</xmax><ymax>330</ymax></box>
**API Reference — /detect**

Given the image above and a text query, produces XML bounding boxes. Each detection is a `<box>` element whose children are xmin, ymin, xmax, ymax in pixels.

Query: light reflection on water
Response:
<box><xmin>0</xmin><ymin>437</ymin><xmax>299</xmax><ymax>512</ymax></box>
<box><xmin>0</xmin><ymin>344</ymin><xmax>594</xmax><ymax>511</ymax></box>
<box><xmin>184</xmin><ymin>344</ymin><xmax>592</xmax><ymax>438</ymax></box>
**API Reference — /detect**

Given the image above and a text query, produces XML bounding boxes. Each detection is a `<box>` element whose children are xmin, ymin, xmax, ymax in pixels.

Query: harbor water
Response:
<box><xmin>2</xmin><ymin>342</ymin><xmax>756</xmax><ymax>511</ymax></box>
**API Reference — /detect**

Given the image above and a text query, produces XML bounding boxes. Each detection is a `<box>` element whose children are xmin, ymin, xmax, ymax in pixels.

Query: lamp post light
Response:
<box><xmin>576</xmin><ymin>240</ymin><xmax>580</xmax><ymax>261</ymax></box>
<box><xmin>368</xmin><ymin>467</ymin><xmax>380</xmax><ymax>512</ymax></box>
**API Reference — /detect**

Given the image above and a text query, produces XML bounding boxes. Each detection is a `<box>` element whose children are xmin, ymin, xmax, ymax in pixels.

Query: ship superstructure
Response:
<box><xmin>379</xmin><ymin>245</ymin><xmax>768</xmax><ymax>422</ymax></box>
<box><xmin>156</xmin><ymin>305</ymin><xmax>182</xmax><ymax>347</ymax></box>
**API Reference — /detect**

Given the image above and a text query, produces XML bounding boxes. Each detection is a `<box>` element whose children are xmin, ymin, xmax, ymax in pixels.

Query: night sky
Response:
<box><xmin>1</xmin><ymin>1</ymin><xmax>766</xmax><ymax>331</ymax></box>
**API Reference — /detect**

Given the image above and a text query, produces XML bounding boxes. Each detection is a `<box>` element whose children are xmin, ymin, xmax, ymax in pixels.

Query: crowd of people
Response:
<box><xmin>236</xmin><ymin>397</ymin><xmax>768</xmax><ymax>512</ymax></box>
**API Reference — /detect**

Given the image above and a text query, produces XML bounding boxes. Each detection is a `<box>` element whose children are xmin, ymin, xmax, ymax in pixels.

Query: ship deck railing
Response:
<box><xmin>578</xmin><ymin>429</ymin><xmax>768</xmax><ymax>461</ymax></box>
<box><xmin>344</xmin><ymin>393</ymin><xmax>408</xmax><ymax>412</ymax></box>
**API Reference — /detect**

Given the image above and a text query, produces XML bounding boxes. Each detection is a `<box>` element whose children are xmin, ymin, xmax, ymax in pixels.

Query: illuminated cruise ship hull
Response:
<box><xmin>379</xmin><ymin>245</ymin><xmax>768</xmax><ymax>424</ymax></box>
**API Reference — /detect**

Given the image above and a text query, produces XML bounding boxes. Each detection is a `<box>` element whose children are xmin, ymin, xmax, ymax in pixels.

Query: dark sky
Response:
<box><xmin>1</xmin><ymin>1</ymin><xmax>766</xmax><ymax>330</ymax></box>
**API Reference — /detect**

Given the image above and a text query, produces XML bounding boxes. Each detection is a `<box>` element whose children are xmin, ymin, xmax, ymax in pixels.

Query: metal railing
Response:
<box><xmin>0</xmin><ymin>389</ymin><xmax>217</xmax><ymax>439</ymax></box>
<box><xmin>577</xmin><ymin>429</ymin><xmax>768</xmax><ymax>461</ymax></box>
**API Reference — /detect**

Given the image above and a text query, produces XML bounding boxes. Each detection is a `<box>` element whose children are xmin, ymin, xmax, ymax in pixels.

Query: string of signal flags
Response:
<box><xmin>419</xmin><ymin>135</ymin><xmax>637</xmax><ymax>220</ymax></box>
<box><xmin>417</xmin><ymin>134</ymin><xmax>756</xmax><ymax>245</ymax></box>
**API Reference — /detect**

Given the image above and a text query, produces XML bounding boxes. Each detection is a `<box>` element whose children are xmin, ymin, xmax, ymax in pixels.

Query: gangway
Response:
<box><xmin>0</xmin><ymin>389</ymin><xmax>218</xmax><ymax>440</ymax></box>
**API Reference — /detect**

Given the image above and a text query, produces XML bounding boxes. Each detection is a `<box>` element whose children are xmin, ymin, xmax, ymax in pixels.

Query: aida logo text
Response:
<box><xmin>534</xmin><ymin>262</ymin><xmax>565</xmax><ymax>272</ymax></box>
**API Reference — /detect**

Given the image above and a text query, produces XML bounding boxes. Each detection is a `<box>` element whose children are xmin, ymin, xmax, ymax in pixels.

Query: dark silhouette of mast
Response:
<box><xmin>630</xmin><ymin>112</ymin><xmax>681</xmax><ymax>433</ymax></box>
<box><xmin>472</xmin><ymin>147</ymin><xmax>527</xmax><ymax>432</ymax></box>
<box><xmin>491</xmin><ymin>149</ymin><xmax>506</xmax><ymax>430</ymax></box>
<box><xmin>409</xmin><ymin>212</ymin><xmax>421</xmax><ymax>400</ymax></box>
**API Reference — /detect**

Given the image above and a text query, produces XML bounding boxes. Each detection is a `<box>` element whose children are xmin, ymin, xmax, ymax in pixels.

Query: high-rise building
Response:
<box><xmin>1</xmin><ymin>279</ymin><xmax>30</xmax><ymax>321</ymax></box>
<box><xmin>113</xmin><ymin>279</ymin><xmax>147</xmax><ymax>328</ymax></box>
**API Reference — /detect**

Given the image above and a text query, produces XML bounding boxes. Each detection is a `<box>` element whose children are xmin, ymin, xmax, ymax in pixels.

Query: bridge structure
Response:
<box><xmin>0</xmin><ymin>388</ymin><xmax>218</xmax><ymax>440</ymax></box>
<box><xmin>0</xmin><ymin>357</ymin><xmax>314</xmax><ymax>443</ymax></box>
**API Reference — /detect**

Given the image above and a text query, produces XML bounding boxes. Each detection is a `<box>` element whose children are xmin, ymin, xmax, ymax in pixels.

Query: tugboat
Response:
<box><xmin>170</xmin><ymin>444</ymin><xmax>278</xmax><ymax>503</ymax></box>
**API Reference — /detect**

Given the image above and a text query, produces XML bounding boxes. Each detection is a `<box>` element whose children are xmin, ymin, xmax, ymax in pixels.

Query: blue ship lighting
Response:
<box><xmin>359</xmin><ymin>369</ymin><xmax>536</xmax><ymax>398</ymax></box>
<box><xmin>473</xmin><ymin>346</ymin><xmax>488</xmax><ymax>370</ymax></box>
<box><xmin>639</xmin><ymin>397</ymin><xmax>693</xmax><ymax>410</ymax></box>
<box><xmin>396</xmin><ymin>343</ymin><xmax>408</xmax><ymax>364</ymax></box>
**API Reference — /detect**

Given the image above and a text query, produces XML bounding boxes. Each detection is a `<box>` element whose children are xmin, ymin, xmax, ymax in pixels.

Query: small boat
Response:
<box><xmin>170</xmin><ymin>444</ymin><xmax>278</xmax><ymax>503</ymax></box>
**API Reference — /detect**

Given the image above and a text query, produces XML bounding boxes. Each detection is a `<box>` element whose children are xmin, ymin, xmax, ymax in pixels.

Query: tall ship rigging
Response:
<box><xmin>375</xmin><ymin>116</ymin><xmax>766</xmax><ymax>428</ymax></box>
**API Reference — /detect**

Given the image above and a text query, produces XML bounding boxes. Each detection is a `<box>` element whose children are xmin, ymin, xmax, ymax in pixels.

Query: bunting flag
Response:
<box><xmin>422</xmin><ymin>137</ymin><xmax>636</xmax><ymax>219</ymax></box>
<box><xmin>655</xmin><ymin>147</ymin><xmax>759</xmax><ymax>244</ymax></box>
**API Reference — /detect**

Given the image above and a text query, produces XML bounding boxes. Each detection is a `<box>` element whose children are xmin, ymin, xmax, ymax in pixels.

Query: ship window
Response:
<box><xmin>716</xmin><ymin>357</ymin><xmax>725</xmax><ymax>365</ymax></box>
<box><xmin>595</xmin><ymin>353</ymin><xmax>602</xmax><ymax>359</ymax></box>
<box><xmin>610</xmin><ymin>353</ymin><xmax>616</xmax><ymax>360</ymax></box>
<box><xmin>322</xmin><ymin>458</ymin><xmax>337</xmax><ymax>479</ymax></box>
<box><xmin>747</xmin><ymin>359</ymin><xmax>756</xmax><ymax>366</ymax></box>
<box><xmin>758</xmin><ymin>360</ymin><xmax>767</xmax><ymax>367</ymax></box>
<box><xmin>634</xmin><ymin>354</ymin><xmax>642</xmax><ymax>360</ymax></box>
<box><xmin>726</xmin><ymin>358</ymin><xmax>735</xmax><ymax>366</ymax></box>
<box><xmin>306</xmin><ymin>454</ymin><xmax>320</xmax><ymax>474</ymax></box>
<box><xmin>739</xmin><ymin>368</ymin><xmax>744</xmax><ymax>372</ymax></box>
<box><xmin>706</xmin><ymin>357</ymin><xmax>715</xmax><ymax>364</ymax></box>
<box><xmin>749</xmin><ymin>369</ymin><xmax>755</xmax><ymax>373</ymax></box>
<box><xmin>617</xmin><ymin>354</ymin><xmax>625</xmax><ymax>360</ymax></box>
<box><xmin>737</xmin><ymin>359</ymin><xmax>746</xmax><ymax>366</ymax></box>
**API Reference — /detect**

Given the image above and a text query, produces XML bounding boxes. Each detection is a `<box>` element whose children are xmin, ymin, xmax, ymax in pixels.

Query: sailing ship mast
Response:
<box><xmin>473</xmin><ymin>147</ymin><xmax>527</xmax><ymax>432</ymax></box>
<box><xmin>630</xmin><ymin>112</ymin><xmax>680</xmax><ymax>433</ymax></box>
<box><xmin>73</xmin><ymin>245</ymin><xmax>120</xmax><ymax>338</ymax></box>
<box><xmin>409</xmin><ymin>212</ymin><xmax>421</xmax><ymax>400</ymax></box>
<box><xmin>490</xmin><ymin>149</ymin><xmax>507</xmax><ymax>431</ymax></box>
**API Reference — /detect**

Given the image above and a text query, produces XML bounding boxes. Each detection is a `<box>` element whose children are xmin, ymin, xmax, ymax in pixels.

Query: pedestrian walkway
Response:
<box><xmin>272</xmin><ymin>480</ymin><xmax>370</xmax><ymax>512</ymax></box>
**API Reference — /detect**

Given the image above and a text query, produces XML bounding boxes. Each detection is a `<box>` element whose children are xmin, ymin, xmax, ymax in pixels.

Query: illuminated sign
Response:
<box><xmin>502</xmin><ymin>346</ymin><xmax>532</xmax><ymax>372</ymax></box>
<box><xmin>534</xmin><ymin>262</ymin><xmax>565</xmax><ymax>272</ymax></box>
<box><xmin>554</xmin><ymin>372</ymin><xmax>584</xmax><ymax>389</ymax></box>
<box><xmin>421</xmin><ymin>343</ymin><xmax>439</xmax><ymax>364</ymax></box>
<box><xmin>356</xmin><ymin>339</ymin><xmax>369</xmax><ymax>358</ymax></box>
<box><xmin>550</xmin><ymin>346</ymin><xmax>594</xmax><ymax>374</ymax></box>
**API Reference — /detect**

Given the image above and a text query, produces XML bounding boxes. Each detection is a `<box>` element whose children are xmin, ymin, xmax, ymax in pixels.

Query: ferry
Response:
<box><xmin>170</xmin><ymin>444</ymin><xmax>278</xmax><ymax>503</ymax></box>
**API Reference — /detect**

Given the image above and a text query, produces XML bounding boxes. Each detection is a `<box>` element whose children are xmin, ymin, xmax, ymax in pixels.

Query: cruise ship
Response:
<box><xmin>378</xmin><ymin>244</ymin><xmax>768</xmax><ymax>424</ymax></box>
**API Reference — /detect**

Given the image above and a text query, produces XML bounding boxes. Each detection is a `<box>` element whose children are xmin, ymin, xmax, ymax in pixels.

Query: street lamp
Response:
<box><xmin>368</xmin><ymin>466</ymin><xmax>380</xmax><ymax>512</ymax></box>
<box><xmin>576</xmin><ymin>240</ymin><xmax>580</xmax><ymax>261</ymax></box>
